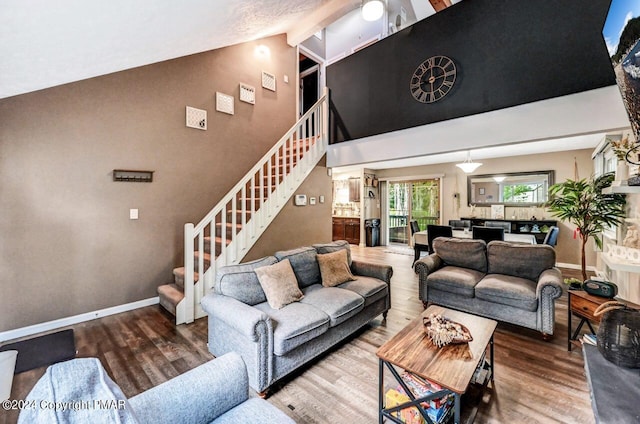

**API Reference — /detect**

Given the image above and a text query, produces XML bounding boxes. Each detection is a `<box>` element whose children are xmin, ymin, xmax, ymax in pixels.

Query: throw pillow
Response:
<box><xmin>317</xmin><ymin>249</ymin><xmax>356</xmax><ymax>287</ymax></box>
<box><xmin>255</xmin><ymin>259</ymin><xmax>304</xmax><ymax>309</ymax></box>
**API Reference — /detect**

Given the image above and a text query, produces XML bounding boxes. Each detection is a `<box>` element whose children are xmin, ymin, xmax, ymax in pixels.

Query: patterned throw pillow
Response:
<box><xmin>254</xmin><ymin>259</ymin><xmax>304</xmax><ymax>309</ymax></box>
<box><xmin>317</xmin><ymin>249</ymin><xmax>356</xmax><ymax>287</ymax></box>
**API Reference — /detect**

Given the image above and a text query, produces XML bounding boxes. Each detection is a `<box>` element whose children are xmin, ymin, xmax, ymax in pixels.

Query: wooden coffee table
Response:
<box><xmin>377</xmin><ymin>305</ymin><xmax>497</xmax><ymax>424</ymax></box>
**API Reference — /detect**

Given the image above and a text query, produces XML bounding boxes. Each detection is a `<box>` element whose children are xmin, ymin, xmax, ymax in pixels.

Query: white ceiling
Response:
<box><xmin>1</xmin><ymin>0</ymin><xmax>628</xmax><ymax>169</ymax></box>
<box><xmin>0</xmin><ymin>0</ymin><xmax>334</xmax><ymax>99</ymax></box>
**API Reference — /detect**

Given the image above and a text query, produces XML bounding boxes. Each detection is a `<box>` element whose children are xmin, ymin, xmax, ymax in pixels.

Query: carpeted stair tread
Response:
<box><xmin>157</xmin><ymin>283</ymin><xmax>184</xmax><ymax>316</ymax></box>
<box><xmin>172</xmin><ymin>267</ymin><xmax>199</xmax><ymax>289</ymax></box>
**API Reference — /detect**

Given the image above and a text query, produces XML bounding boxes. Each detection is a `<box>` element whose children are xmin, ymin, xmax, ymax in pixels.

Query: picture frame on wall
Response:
<box><xmin>491</xmin><ymin>204</ymin><xmax>505</xmax><ymax>219</ymax></box>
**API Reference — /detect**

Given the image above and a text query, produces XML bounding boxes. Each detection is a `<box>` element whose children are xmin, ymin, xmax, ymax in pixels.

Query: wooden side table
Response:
<box><xmin>567</xmin><ymin>289</ymin><xmax>640</xmax><ymax>351</ymax></box>
<box><xmin>567</xmin><ymin>289</ymin><xmax>607</xmax><ymax>351</ymax></box>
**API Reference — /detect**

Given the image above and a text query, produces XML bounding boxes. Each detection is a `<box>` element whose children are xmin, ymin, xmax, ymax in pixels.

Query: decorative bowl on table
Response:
<box><xmin>423</xmin><ymin>314</ymin><xmax>473</xmax><ymax>348</ymax></box>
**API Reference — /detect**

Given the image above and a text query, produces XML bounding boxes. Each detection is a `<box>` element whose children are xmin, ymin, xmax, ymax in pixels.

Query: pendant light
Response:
<box><xmin>362</xmin><ymin>0</ymin><xmax>384</xmax><ymax>21</ymax></box>
<box><xmin>456</xmin><ymin>151</ymin><xmax>482</xmax><ymax>173</ymax></box>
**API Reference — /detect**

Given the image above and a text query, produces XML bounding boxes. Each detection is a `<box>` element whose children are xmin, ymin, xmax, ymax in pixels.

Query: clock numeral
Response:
<box><xmin>410</xmin><ymin>56</ymin><xmax>456</xmax><ymax>103</ymax></box>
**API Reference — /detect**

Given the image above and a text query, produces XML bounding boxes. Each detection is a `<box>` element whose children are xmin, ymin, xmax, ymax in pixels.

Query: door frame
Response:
<box><xmin>379</xmin><ymin>174</ymin><xmax>444</xmax><ymax>246</ymax></box>
<box><xmin>297</xmin><ymin>45</ymin><xmax>326</xmax><ymax>120</ymax></box>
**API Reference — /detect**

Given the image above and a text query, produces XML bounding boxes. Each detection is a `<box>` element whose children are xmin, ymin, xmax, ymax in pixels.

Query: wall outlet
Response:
<box><xmin>130</xmin><ymin>209</ymin><xmax>139</xmax><ymax>220</ymax></box>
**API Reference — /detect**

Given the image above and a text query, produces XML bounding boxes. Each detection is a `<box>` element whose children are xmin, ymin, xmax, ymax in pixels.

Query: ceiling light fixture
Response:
<box><xmin>456</xmin><ymin>151</ymin><xmax>482</xmax><ymax>173</ymax></box>
<box><xmin>493</xmin><ymin>176</ymin><xmax>506</xmax><ymax>183</ymax></box>
<box><xmin>362</xmin><ymin>0</ymin><xmax>384</xmax><ymax>21</ymax></box>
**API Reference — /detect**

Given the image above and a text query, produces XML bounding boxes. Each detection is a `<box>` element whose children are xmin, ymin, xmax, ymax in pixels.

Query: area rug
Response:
<box><xmin>0</xmin><ymin>329</ymin><xmax>76</xmax><ymax>373</ymax></box>
<box><xmin>383</xmin><ymin>247</ymin><xmax>414</xmax><ymax>256</ymax></box>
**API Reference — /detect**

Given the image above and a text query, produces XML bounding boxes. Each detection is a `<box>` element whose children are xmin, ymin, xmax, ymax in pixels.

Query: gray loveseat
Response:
<box><xmin>414</xmin><ymin>237</ymin><xmax>563</xmax><ymax>337</ymax></box>
<box><xmin>19</xmin><ymin>352</ymin><xmax>293</xmax><ymax>423</ymax></box>
<box><xmin>201</xmin><ymin>241</ymin><xmax>393</xmax><ymax>395</ymax></box>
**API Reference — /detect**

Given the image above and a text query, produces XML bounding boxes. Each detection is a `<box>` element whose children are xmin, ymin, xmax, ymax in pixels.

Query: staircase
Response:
<box><xmin>158</xmin><ymin>90</ymin><xmax>329</xmax><ymax>324</ymax></box>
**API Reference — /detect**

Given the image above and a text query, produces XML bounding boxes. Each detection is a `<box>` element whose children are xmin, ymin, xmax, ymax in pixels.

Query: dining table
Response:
<box><xmin>414</xmin><ymin>229</ymin><xmax>537</xmax><ymax>245</ymax></box>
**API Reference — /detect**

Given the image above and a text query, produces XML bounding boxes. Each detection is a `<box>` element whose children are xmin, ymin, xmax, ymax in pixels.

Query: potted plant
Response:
<box><xmin>610</xmin><ymin>136</ymin><xmax>634</xmax><ymax>181</ymax></box>
<box><xmin>563</xmin><ymin>277</ymin><xmax>583</xmax><ymax>290</ymax></box>
<box><xmin>546</xmin><ymin>172</ymin><xmax>626</xmax><ymax>281</ymax></box>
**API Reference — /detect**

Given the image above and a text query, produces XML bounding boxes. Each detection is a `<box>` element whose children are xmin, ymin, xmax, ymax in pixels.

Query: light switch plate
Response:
<box><xmin>309</xmin><ymin>197</ymin><xmax>316</xmax><ymax>205</ymax></box>
<box><xmin>130</xmin><ymin>209</ymin><xmax>139</xmax><ymax>220</ymax></box>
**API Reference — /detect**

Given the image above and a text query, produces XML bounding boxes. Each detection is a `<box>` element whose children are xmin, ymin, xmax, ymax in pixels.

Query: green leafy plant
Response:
<box><xmin>546</xmin><ymin>172</ymin><xmax>626</xmax><ymax>281</ymax></box>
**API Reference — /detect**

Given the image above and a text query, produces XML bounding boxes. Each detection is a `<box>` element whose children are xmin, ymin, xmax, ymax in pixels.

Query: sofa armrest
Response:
<box><xmin>351</xmin><ymin>260</ymin><xmax>393</xmax><ymax>283</ymax></box>
<box><xmin>414</xmin><ymin>254</ymin><xmax>444</xmax><ymax>303</ymax></box>
<box><xmin>351</xmin><ymin>260</ymin><xmax>393</xmax><ymax>313</ymax></box>
<box><xmin>536</xmin><ymin>268</ymin><xmax>563</xmax><ymax>299</ymax></box>
<box><xmin>536</xmin><ymin>267</ymin><xmax>564</xmax><ymax>335</ymax></box>
<box><xmin>201</xmin><ymin>293</ymin><xmax>270</xmax><ymax>342</ymax></box>
<box><xmin>414</xmin><ymin>254</ymin><xmax>443</xmax><ymax>277</ymax></box>
<box><xmin>129</xmin><ymin>352</ymin><xmax>249</xmax><ymax>424</ymax></box>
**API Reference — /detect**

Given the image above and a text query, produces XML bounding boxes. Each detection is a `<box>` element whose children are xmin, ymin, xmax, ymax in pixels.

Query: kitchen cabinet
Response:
<box><xmin>332</xmin><ymin>217</ymin><xmax>360</xmax><ymax>244</ymax></box>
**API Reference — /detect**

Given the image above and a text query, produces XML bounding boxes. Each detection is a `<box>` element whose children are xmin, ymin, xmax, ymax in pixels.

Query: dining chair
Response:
<box><xmin>410</xmin><ymin>220</ymin><xmax>421</xmax><ymax>235</ymax></box>
<box><xmin>448</xmin><ymin>219</ymin><xmax>471</xmax><ymax>230</ymax></box>
<box><xmin>485</xmin><ymin>221</ymin><xmax>511</xmax><ymax>233</ymax></box>
<box><xmin>543</xmin><ymin>226</ymin><xmax>559</xmax><ymax>246</ymax></box>
<box><xmin>472</xmin><ymin>226</ymin><xmax>505</xmax><ymax>243</ymax></box>
<box><xmin>411</xmin><ymin>220</ymin><xmax>429</xmax><ymax>267</ymax></box>
<box><xmin>426</xmin><ymin>224</ymin><xmax>453</xmax><ymax>254</ymax></box>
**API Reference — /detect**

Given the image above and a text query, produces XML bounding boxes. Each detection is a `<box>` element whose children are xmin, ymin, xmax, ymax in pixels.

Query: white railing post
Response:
<box><xmin>183</xmin><ymin>223</ymin><xmax>195</xmax><ymax>324</ymax></box>
<box><xmin>179</xmin><ymin>93</ymin><xmax>329</xmax><ymax>324</ymax></box>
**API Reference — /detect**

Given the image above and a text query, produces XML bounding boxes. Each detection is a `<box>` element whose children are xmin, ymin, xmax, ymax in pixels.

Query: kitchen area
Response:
<box><xmin>332</xmin><ymin>170</ymin><xmax>381</xmax><ymax>246</ymax></box>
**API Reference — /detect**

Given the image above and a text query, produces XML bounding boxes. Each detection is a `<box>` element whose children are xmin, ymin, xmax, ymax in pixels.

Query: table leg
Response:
<box><xmin>567</xmin><ymin>296</ymin><xmax>572</xmax><ymax>351</ymax></box>
<box><xmin>454</xmin><ymin>392</ymin><xmax>461</xmax><ymax>424</ymax></box>
<box><xmin>379</xmin><ymin>359</ymin><xmax>384</xmax><ymax>424</ymax></box>
<box><xmin>490</xmin><ymin>334</ymin><xmax>494</xmax><ymax>382</ymax></box>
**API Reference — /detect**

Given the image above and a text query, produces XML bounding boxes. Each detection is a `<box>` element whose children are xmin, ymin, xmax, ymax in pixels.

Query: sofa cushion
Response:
<box><xmin>254</xmin><ymin>302</ymin><xmax>330</xmax><ymax>356</ymax></box>
<box><xmin>275</xmin><ymin>246</ymin><xmax>321</xmax><ymax>288</ymax></box>
<box><xmin>338</xmin><ymin>276</ymin><xmax>388</xmax><ymax>307</ymax></box>
<box><xmin>212</xmin><ymin>398</ymin><xmax>295</xmax><ymax>424</ymax></box>
<box><xmin>475</xmin><ymin>274</ymin><xmax>538</xmax><ymax>311</ymax></box>
<box><xmin>255</xmin><ymin>259</ymin><xmax>304</xmax><ymax>310</ymax></box>
<box><xmin>317</xmin><ymin>249</ymin><xmax>356</xmax><ymax>287</ymax></box>
<box><xmin>215</xmin><ymin>256</ymin><xmax>277</xmax><ymax>305</ymax></box>
<box><xmin>487</xmin><ymin>241</ymin><xmax>556</xmax><ymax>281</ymax></box>
<box><xmin>433</xmin><ymin>238</ymin><xmax>487</xmax><ymax>273</ymax></box>
<box><xmin>300</xmin><ymin>284</ymin><xmax>365</xmax><ymax>327</ymax></box>
<box><xmin>18</xmin><ymin>358</ymin><xmax>138</xmax><ymax>424</ymax></box>
<box><xmin>313</xmin><ymin>240</ymin><xmax>352</xmax><ymax>266</ymax></box>
<box><xmin>426</xmin><ymin>266</ymin><xmax>484</xmax><ymax>298</ymax></box>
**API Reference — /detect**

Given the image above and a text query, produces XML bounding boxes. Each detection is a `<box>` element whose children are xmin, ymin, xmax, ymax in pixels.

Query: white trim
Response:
<box><xmin>379</xmin><ymin>173</ymin><xmax>445</xmax><ymax>182</ymax></box>
<box><xmin>0</xmin><ymin>297</ymin><xmax>159</xmax><ymax>343</ymax></box>
<box><xmin>556</xmin><ymin>262</ymin><xmax>598</xmax><ymax>272</ymax></box>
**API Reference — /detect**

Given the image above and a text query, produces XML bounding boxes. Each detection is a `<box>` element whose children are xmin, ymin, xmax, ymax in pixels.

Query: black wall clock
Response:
<box><xmin>410</xmin><ymin>55</ymin><xmax>457</xmax><ymax>103</ymax></box>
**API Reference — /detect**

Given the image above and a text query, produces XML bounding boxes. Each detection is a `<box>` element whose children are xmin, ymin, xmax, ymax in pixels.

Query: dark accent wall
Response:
<box><xmin>327</xmin><ymin>0</ymin><xmax>615</xmax><ymax>143</ymax></box>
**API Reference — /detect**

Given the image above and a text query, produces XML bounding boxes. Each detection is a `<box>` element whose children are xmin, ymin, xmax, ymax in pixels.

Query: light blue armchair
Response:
<box><xmin>19</xmin><ymin>352</ymin><xmax>294</xmax><ymax>424</ymax></box>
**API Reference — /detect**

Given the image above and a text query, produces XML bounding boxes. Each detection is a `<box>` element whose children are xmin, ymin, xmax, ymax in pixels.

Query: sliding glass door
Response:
<box><xmin>387</xmin><ymin>179</ymin><xmax>440</xmax><ymax>245</ymax></box>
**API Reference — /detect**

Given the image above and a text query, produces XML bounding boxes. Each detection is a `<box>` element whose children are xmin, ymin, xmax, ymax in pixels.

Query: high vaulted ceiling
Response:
<box><xmin>0</xmin><ymin>0</ymin><xmax>367</xmax><ymax>99</ymax></box>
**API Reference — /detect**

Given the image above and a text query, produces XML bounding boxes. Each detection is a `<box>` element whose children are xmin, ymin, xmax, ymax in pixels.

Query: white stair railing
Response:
<box><xmin>178</xmin><ymin>89</ymin><xmax>329</xmax><ymax>324</ymax></box>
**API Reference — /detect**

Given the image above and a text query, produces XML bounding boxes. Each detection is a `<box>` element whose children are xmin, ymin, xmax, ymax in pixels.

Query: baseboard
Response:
<box><xmin>0</xmin><ymin>297</ymin><xmax>159</xmax><ymax>343</ymax></box>
<box><xmin>556</xmin><ymin>262</ymin><xmax>597</xmax><ymax>272</ymax></box>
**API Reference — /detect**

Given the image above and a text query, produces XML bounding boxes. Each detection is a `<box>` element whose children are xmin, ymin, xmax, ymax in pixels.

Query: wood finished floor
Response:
<box><xmin>2</xmin><ymin>246</ymin><xmax>594</xmax><ymax>424</ymax></box>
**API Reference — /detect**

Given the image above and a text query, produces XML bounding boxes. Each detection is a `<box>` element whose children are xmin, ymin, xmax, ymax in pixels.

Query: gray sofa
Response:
<box><xmin>19</xmin><ymin>352</ymin><xmax>293</xmax><ymax>424</ymax></box>
<box><xmin>201</xmin><ymin>240</ymin><xmax>393</xmax><ymax>395</ymax></box>
<box><xmin>414</xmin><ymin>237</ymin><xmax>563</xmax><ymax>336</ymax></box>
